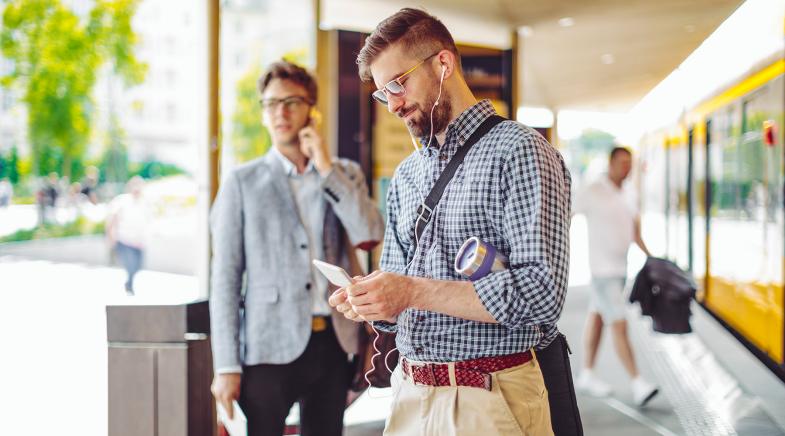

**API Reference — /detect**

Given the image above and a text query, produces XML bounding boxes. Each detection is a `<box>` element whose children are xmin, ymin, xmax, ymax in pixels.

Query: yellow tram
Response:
<box><xmin>637</xmin><ymin>28</ymin><xmax>784</xmax><ymax>380</ymax></box>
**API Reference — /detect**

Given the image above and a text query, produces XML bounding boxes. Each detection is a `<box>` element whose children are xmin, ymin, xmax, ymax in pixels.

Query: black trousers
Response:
<box><xmin>239</xmin><ymin>323</ymin><xmax>351</xmax><ymax>436</ymax></box>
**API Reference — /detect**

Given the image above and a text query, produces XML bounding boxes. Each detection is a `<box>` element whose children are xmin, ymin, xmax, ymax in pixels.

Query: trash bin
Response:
<box><xmin>107</xmin><ymin>299</ymin><xmax>215</xmax><ymax>436</ymax></box>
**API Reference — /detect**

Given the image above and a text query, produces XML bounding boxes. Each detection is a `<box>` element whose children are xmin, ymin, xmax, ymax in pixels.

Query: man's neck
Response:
<box><xmin>275</xmin><ymin>144</ymin><xmax>308</xmax><ymax>174</ymax></box>
<box><xmin>435</xmin><ymin>85</ymin><xmax>478</xmax><ymax>146</ymax></box>
<box><xmin>608</xmin><ymin>174</ymin><xmax>624</xmax><ymax>188</ymax></box>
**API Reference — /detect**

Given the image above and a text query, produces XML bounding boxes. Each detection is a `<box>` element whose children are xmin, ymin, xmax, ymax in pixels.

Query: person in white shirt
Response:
<box><xmin>572</xmin><ymin>146</ymin><xmax>659</xmax><ymax>406</ymax></box>
<box><xmin>106</xmin><ymin>176</ymin><xmax>149</xmax><ymax>295</ymax></box>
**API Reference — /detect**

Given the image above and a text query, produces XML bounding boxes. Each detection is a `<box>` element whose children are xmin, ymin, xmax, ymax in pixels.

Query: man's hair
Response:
<box><xmin>257</xmin><ymin>60</ymin><xmax>317</xmax><ymax>103</ymax></box>
<box><xmin>356</xmin><ymin>8</ymin><xmax>460</xmax><ymax>82</ymax></box>
<box><xmin>609</xmin><ymin>146</ymin><xmax>632</xmax><ymax>160</ymax></box>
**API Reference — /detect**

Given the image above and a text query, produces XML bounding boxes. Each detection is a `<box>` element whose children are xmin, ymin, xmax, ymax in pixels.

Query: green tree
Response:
<box><xmin>6</xmin><ymin>145</ymin><xmax>20</xmax><ymax>184</ymax></box>
<box><xmin>98</xmin><ymin>115</ymin><xmax>129</xmax><ymax>184</ymax></box>
<box><xmin>231</xmin><ymin>63</ymin><xmax>271</xmax><ymax>163</ymax></box>
<box><xmin>567</xmin><ymin>128</ymin><xmax>617</xmax><ymax>176</ymax></box>
<box><xmin>0</xmin><ymin>0</ymin><xmax>146</xmax><ymax>180</ymax></box>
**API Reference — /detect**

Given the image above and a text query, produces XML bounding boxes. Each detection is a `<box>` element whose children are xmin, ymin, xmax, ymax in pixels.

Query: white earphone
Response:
<box><xmin>434</xmin><ymin>64</ymin><xmax>446</xmax><ymax>106</ymax></box>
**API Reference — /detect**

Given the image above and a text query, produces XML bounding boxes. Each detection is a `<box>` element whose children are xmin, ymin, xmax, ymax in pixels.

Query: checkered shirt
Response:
<box><xmin>377</xmin><ymin>100</ymin><xmax>572</xmax><ymax>362</ymax></box>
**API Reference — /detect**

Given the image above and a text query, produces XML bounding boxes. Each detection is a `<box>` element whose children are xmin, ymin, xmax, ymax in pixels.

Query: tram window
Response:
<box><xmin>709</xmin><ymin>81</ymin><xmax>784</xmax><ymax>287</ymax></box>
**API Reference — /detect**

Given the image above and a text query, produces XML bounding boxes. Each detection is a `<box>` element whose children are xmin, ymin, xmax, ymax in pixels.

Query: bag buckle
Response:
<box><xmin>416</xmin><ymin>203</ymin><xmax>433</xmax><ymax>224</ymax></box>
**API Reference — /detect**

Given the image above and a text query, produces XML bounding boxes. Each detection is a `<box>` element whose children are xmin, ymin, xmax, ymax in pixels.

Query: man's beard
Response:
<box><xmin>398</xmin><ymin>92</ymin><xmax>451</xmax><ymax>143</ymax></box>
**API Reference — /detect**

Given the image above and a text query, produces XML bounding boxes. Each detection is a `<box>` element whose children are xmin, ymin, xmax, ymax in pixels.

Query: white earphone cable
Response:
<box><xmin>364</xmin><ymin>63</ymin><xmax>448</xmax><ymax>396</ymax></box>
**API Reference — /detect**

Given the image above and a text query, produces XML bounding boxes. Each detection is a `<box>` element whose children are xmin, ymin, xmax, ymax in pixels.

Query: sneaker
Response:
<box><xmin>576</xmin><ymin>371</ymin><xmax>612</xmax><ymax>397</ymax></box>
<box><xmin>632</xmin><ymin>377</ymin><xmax>659</xmax><ymax>407</ymax></box>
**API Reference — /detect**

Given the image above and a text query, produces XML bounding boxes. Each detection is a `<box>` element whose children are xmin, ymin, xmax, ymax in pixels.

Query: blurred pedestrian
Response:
<box><xmin>80</xmin><ymin>166</ymin><xmax>100</xmax><ymax>205</ymax></box>
<box><xmin>106</xmin><ymin>177</ymin><xmax>149</xmax><ymax>295</ymax></box>
<box><xmin>0</xmin><ymin>177</ymin><xmax>12</xmax><ymax>208</ymax></box>
<box><xmin>209</xmin><ymin>61</ymin><xmax>383</xmax><ymax>436</ymax></box>
<box><xmin>572</xmin><ymin>146</ymin><xmax>659</xmax><ymax>407</ymax></box>
<box><xmin>37</xmin><ymin>173</ymin><xmax>60</xmax><ymax>225</ymax></box>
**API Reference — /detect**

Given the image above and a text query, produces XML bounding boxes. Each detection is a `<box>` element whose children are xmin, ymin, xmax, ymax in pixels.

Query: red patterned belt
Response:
<box><xmin>401</xmin><ymin>350</ymin><xmax>533</xmax><ymax>391</ymax></box>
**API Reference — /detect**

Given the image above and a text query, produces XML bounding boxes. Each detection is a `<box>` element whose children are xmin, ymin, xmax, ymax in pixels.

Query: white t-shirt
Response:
<box><xmin>574</xmin><ymin>175</ymin><xmax>638</xmax><ymax>278</ymax></box>
<box><xmin>109</xmin><ymin>193</ymin><xmax>150</xmax><ymax>249</ymax></box>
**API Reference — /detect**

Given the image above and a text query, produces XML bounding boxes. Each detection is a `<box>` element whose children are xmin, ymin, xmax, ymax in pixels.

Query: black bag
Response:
<box><xmin>630</xmin><ymin>257</ymin><xmax>696</xmax><ymax>334</ymax></box>
<box><xmin>537</xmin><ymin>333</ymin><xmax>584</xmax><ymax>436</ymax></box>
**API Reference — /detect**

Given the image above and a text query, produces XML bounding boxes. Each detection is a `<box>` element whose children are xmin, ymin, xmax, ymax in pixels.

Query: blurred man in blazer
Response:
<box><xmin>209</xmin><ymin>60</ymin><xmax>384</xmax><ymax>436</ymax></box>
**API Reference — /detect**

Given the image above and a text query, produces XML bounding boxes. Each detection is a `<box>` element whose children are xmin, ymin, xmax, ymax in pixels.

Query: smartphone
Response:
<box><xmin>312</xmin><ymin>259</ymin><xmax>353</xmax><ymax>287</ymax></box>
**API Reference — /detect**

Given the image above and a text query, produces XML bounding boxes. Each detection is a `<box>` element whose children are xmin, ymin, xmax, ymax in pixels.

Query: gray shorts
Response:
<box><xmin>589</xmin><ymin>277</ymin><xmax>627</xmax><ymax>322</ymax></box>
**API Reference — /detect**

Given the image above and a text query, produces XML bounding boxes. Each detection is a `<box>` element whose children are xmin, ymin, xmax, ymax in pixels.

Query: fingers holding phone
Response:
<box><xmin>298</xmin><ymin>111</ymin><xmax>332</xmax><ymax>176</ymax></box>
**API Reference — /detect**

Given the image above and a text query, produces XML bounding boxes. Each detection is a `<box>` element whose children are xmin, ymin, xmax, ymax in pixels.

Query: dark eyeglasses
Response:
<box><xmin>259</xmin><ymin>96</ymin><xmax>312</xmax><ymax>112</ymax></box>
<box><xmin>371</xmin><ymin>52</ymin><xmax>440</xmax><ymax>105</ymax></box>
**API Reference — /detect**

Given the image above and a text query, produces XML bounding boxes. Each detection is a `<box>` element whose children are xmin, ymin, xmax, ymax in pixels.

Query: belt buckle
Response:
<box><xmin>311</xmin><ymin>316</ymin><xmax>327</xmax><ymax>332</ymax></box>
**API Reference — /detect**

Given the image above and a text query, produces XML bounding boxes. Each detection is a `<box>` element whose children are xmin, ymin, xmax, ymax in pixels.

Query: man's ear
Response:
<box><xmin>436</xmin><ymin>50</ymin><xmax>457</xmax><ymax>79</ymax></box>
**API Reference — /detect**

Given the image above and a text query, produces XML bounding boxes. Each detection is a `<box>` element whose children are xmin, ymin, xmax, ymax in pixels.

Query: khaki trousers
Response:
<box><xmin>383</xmin><ymin>353</ymin><xmax>554</xmax><ymax>436</ymax></box>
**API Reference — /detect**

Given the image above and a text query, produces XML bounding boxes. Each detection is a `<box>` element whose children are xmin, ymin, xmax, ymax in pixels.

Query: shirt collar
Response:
<box><xmin>418</xmin><ymin>99</ymin><xmax>497</xmax><ymax>151</ymax></box>
<box><xmin>602</xmin><ymin>174</ymin><xmax>624</xmax><ymax>191</ymax></box>
<box><xmin>271</xmin><ymin>146</ymin><xmax>315</xmax><ymax>176</ymax></box>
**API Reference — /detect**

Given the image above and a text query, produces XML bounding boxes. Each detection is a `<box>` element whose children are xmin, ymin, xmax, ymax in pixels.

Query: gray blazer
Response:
<box><xmin>209</xmin><ymin>151</ymin><xmax>384</xmax><ymax>370</ymax></box>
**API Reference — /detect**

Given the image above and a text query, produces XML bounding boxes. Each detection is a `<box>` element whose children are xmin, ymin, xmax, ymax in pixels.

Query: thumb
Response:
<box><xmin>358</xmin><ymin>270</ymin><xmax>383</xmax><ymax>282</ymax></box>
<box><xmin>224</xmin><ymin>398</ymin><xmax>234</xmax><ymax>420</ymax></box>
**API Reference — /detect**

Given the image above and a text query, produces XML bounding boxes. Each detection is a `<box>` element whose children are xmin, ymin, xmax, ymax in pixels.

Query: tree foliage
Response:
<box><xmin>567</xmin><ymin>128</ymin><xmax>618</xmax><ymax>176</ymax></box>
<box><xmin>98</xmin><ymin>114</ymin><xmax>129</xmax><ymax>183</ymax></box>
<box><xmin>0</xmin><ymin>145</ymin><xmax>20</xmax><ymax>183</ymax></box>
<box><xmin>0</xmin><ymin>0</ymin><xmax>146</xmax><ymax>179</ymax></box>
<box><xmin>231</xmin><ymin>63</ymin><xmax>271</xmax><ymax>164</ymax></box>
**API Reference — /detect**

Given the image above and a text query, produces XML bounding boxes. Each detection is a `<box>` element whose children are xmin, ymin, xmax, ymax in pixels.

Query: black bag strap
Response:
<box><xmin>415</xmin><ymin>115</ymin><xmax>505</xmax><ymax>241</ymax></box>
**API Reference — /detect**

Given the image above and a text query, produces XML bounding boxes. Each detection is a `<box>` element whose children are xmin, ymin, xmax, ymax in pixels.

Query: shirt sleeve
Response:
<box><xmin>320</xmin><ymin>161</ymin><xmax>384</xmax><ymax>251</ymax></box>
<box><xmin>215</xmin><ymin>366</ymin><xmax>243</xmax><ymax>375</ymax></box>
<box><xmin>208</xmin><ymin>172</ymin><xmax>246</xmax><ymax>370</ymax></box>
<box><xmin>472</xmin><ymin>135</ymin><xmax>569</xmax><ymax>330</ymax></box>
<box><xmin>625</xmin><ymin>185</ymin><xmax>640</xmax><ymax>217</ymax></box>
<box><xmin>374</xmin><ymin>174</ymin><xmax>409</xmax><ymax>333</ymax></box>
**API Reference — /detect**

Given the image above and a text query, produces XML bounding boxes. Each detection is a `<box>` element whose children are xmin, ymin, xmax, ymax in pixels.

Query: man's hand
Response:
<box><xmin>298</xmin><ymin>124</ymin><xmax>332</xmax><ymax>176</ymax></box>
<box><xmin>343</xmin><ymin>271</ymin><xmax>413</xmax><ymax>322</ymax></box>
<box><xmin>211</xmin><ymin>373</ymin><xmax>242</xmax><ymax>420</ymax></box>
<box><xmin>329</xmin><ymin>288</ymin><xmax>362</xmax><ymax>321</ymax></box>
<box><xmin>329</xmin><ymin>271</ymin><xmax>384</xmax><ymax>322</ymax></box>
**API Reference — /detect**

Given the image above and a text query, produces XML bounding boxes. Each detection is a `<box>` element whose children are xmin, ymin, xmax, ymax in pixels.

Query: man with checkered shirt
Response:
<box><xmin>329</xmin><ymin>8</ymin><xmax>572</xmax><ymax>436</ymax></box>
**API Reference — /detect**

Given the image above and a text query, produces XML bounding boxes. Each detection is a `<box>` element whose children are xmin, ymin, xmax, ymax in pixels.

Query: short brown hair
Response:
<box><xmin>258</xmin><ymin>60</ymin><xmax>317</xmax><ymax>103</ymax></box>
<box><xmin>356</xmin><ymin>8</ymin><xmax>460</xmax><ymax>82</ymax></box>
<box><xmin>610</xmin><ymin>146</ymin><xmax>632</xmax><ymax>160</ymax></box>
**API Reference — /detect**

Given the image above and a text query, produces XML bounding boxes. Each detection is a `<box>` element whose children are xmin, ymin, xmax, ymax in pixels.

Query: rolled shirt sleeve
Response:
<box><xmin>473</xmin><ymin>133</ymin><xmax>569</xmax><ymax>330</ymax></box>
